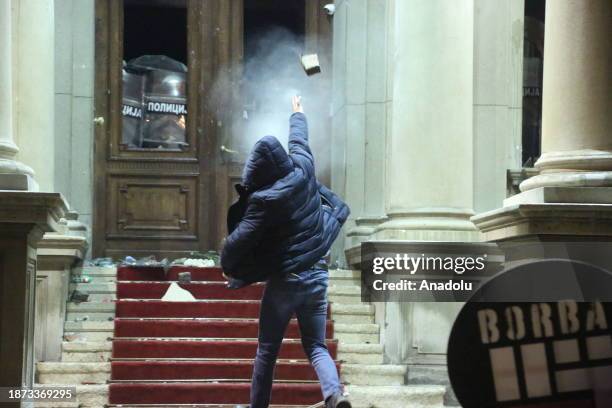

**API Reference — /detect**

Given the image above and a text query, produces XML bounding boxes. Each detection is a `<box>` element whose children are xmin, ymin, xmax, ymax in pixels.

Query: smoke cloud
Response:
<box><xmin>213</xmin><ymin>27</ymin><xmax>331</xmax><ymax>179</ymax></box>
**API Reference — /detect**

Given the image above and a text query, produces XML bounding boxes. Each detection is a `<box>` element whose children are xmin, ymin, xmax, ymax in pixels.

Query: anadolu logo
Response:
<box><xmin>447</xmin><ymin>259</ymin><xmax>612</xmax><ymax>408</ymax></box>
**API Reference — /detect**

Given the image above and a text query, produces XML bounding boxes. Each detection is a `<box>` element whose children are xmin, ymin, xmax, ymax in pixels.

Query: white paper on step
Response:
<box><xmin>161</xmin><ymin>282</ymin><xmax>196</xmax><ymax>301</ymax></box>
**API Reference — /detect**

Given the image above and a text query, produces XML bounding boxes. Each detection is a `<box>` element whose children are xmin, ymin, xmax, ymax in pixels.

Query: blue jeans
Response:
<box><xmin>250</xmin><ymin>265</ymin><xmax>342</xmax><ymax>407</ymax></box>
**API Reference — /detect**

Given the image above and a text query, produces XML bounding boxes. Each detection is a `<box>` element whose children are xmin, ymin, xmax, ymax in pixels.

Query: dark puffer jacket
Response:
<box><xmin>221</xmin><ymin>113</ymin><xmax>350</xmax><ymax>285</ymax></box>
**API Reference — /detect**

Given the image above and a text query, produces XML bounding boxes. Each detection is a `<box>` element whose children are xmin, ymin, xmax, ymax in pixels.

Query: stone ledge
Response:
<box><xmin>472</xmin><ymin>202</ymin><xmax>612</xmax><ymax>241</ymax></box>
<box><xmin>0</xmin><ymin>191</ymin><xmax>68</xmax><ymax>232</ymax></box>
<box><xmin>504</xmin><ymin>186</ymin><xmax>612</xmax><ymax>206</ymax></box>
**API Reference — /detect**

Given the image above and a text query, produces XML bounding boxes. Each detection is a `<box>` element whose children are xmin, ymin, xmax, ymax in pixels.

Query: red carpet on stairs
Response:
<box><xmin>110</xmin><ymin>265</ymin><xmax>340</xmax><ymax>406</ymax></box>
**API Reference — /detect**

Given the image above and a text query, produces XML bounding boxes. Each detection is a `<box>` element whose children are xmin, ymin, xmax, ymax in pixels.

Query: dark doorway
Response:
<box><xmin>522</xmin><ymin>0</ymin><xmax>546</xmax><ymax>166</ymax></box>
<box><xmin>123</xmin><ymin>0</ymin><xmax>187</xmax><ymax>64</ymax></box>
<box><xmin>244</xmin><ymin>0</ymin><xmax>306</xmax><ymax>61</ymax></box>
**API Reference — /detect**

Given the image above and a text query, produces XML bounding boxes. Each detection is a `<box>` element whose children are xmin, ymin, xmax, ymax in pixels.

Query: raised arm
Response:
<box><xmin>288</xmin><ymin>96</ymin><xmax>314</xmax><ymax>170</ymax></box>
<box><xmin>221</xmin><ymin>197</ymin><xmax>266</xmax><ymax>274</ymax></box>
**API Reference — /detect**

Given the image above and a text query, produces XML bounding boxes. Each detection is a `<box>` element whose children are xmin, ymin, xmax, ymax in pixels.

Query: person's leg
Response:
<box><xmin>250</xmin><ymin>281</ymin><xmax>294</xmax><ymax>408</ymax></box>
<box><xmin>295</xmin><ymin>280</ymin><xmax>343</xmax><ymax>401</ymax></box>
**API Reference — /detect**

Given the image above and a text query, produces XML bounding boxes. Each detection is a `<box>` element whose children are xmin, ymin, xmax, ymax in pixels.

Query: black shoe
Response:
<box><xmin>326</xmin><ymin>393</ymin><xmax>352</xmax><ymax>408</ymax></box>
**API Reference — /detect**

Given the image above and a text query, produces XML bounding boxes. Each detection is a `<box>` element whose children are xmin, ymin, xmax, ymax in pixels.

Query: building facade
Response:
<box><xmin>0</xmin><ymin>0</ymin><xmax>610</xmax><ymax>406</ymax></box>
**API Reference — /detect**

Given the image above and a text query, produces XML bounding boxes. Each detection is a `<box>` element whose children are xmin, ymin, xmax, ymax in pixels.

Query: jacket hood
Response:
<box><xmin>242</xmin><ymin>135</ymin><xmax>293</xmax><ymax>191</ymax></box>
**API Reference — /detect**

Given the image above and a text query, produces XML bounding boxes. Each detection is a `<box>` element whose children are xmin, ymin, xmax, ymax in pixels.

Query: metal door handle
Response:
<box><xmin>220</xmin><ymin>145</ymin><xmax>238</xmax><ymax>154</ymax></box>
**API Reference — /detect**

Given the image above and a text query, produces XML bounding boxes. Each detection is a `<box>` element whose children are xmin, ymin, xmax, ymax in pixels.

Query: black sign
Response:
<box><xmin>448</xmin><ymin>260</ymin><xmax>612</xmax><ymax>408</ymax></box>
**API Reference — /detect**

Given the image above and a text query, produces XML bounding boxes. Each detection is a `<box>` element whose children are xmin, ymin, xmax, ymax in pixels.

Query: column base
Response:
<box><xmin>472</xmin><ymin>186</ymin><xmax>612</xmax><ymax>241</ymax></box>
<box><xmin>0</xmin><ymin>173</ymin><xmax>39</xmax><ymax>191</ymax></box>
<box><xmin>520</xmin><ymin>150</ymin><xmax>612</xmax><ymax>191</ymax></box>
<box><xmin>0</xmin><ymin>156</ymin><xmax>38</xmax><ymax>191</ymax></box>
<box><xmin>372</xmin><ymin>208</ymin><xmax>479</xmax><ymax>242</ymax></box>
<box><xmin>345</xmin><ymin>216</ymin><xmax>387</xmax><ymax>249</ymax></box>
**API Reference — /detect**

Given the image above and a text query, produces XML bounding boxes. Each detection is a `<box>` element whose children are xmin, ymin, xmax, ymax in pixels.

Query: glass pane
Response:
<box><xmin>121</xmin><ymin>0</ymin><xmax>188</xmax><ymax>150</ymax></box>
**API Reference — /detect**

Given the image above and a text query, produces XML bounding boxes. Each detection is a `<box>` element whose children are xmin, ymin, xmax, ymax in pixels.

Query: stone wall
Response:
<box><xmin>331</xmin><ymin>0</ymin><xmax>391</xmax><ymax>258</ymax></box>
<box><xmin>53</xmin><ymin>0</ymin><xmax>96</xmax><ymax>257</ymax></box>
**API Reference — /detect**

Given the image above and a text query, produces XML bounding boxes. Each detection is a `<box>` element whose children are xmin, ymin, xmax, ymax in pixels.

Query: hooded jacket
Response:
<box><xmin>221</xmin><ymin>113</ymin><xmax>350</xmax><ymax>285</ymax></box>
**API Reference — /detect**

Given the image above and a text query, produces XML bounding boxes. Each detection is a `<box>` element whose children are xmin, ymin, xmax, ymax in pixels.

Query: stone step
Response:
<box><xmin>61</xmin><ymin>341</ymin><xmax>112</xmax><ymax>362</ymax></box>
<box><xmin>73</xmin><ymin>266</ymin><xmax>117</xmax><ymax>276</ymax></box>
<box><xmin>69</xmin><ymin>282</ymin><xmax>116</xmax><ymax>302</ymax></box>
<box><xmin>34</xmin><ymin>384</ymin><xmax>108</xmax><ymax>408</ymax></box>
<box><xmin>332</xmin><ymin>312</ymin><xmax>374</xmax><ymax>324</ymax></box>
<box><xmin>71</xmin><ymin>293</ymin><xmax>115</xmax><ymax>302</ymax></box>
<box><xmin>407</xmin><ymin>365</ymin><xmax>458</xmax><ymax>406</ymax></box>
<box><xmin>66</xmin><ymin>301</ymin><xmax>115</xmax><ymax>321</ymax></box>
<box><xmin>334</xmin><ymin>323</ymin><xmax>379</xmax><ymax>344</ymax></box>
<box><xmin>337</xmin><ymin>343</ymin><xmax>384</xmax><ymax>364</ymax></box>
<box><xmin>35</xmin><ymin>402</ymin><xmax>79</xmax><ymax>408</ymax></box>
<box><xmin>64</xmin><ymin>321</ymin><xmax>114</xmax><ymax>342</ymax></box>
<box><xmin>329</xmin><ymin>269</ymin><xmax>361</xmax><ymax>285</ymax></box>
<box><xmin>71</xmin><ymin>268</ymin><xmax>117</xmax><ymax>283</ymax></box>
<box><xmin>331</xmin><ymin>303</ymin><xmax>374</xmax><ymax>324</ymax></box>
<box><xmin>332</xmin><ymin>303</ymin><xmax>373</xmax><ymax>315</ymax></box>
<box><xmin>341</xmin><ymin>364</ymin><xmax>406</xmax><ymax>386</ymax></box>
<box><xmin>328</xmin><ymin>285</ymin><xmax>362</xmax><ymax>304</ymax></box>
<box><xmin>37</xmin><ymin>362</ymin><xmax>110</xmax><ymax>384</ymax></box>
<box><xmin>75</xmin><ymin>276</ymin><xmax>117</xmax><ymax>284</ymax></box>
<box><xmin>69</xmin><ymin>282</ymin><xmax>116</xmax><ymax>293</ymax></box>
<box><xmin>345</xmin><ymin>384</ymin><xmax>446</xmax><ymax>408</ymax></box>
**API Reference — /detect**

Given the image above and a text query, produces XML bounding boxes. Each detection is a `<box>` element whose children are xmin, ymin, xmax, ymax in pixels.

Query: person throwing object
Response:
<box><xmin>221</xmin><ymin>96</ymin><xmax>351</xmax><ymax>408</ymax></box>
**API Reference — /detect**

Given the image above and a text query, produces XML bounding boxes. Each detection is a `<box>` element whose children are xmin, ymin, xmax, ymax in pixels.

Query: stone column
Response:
<box><xmin>520</xmin><ymin>0</ymin><xmax>611</xmax><ymax>192</ymax></box>
<box><xmin>473</xmin><ymin>0</ymin><xmax>612</xmax><ymax>241</ymax></box>
<box><xmin>473</xmin><ymin>0</ymin><xmax>524</xmax><ymax>213</ymax></box>
<box><xmin>0</xmin><ymin>0</ymin><xmax>37</xmax><ymax>191</ymax></box>
<box><xmin>363</xmin><ymin>0</ymin><xmax>482</xmax><ymax>381</ymax></box>
<box><xmin>333</xmin><ymin>0</ymin><xmax>390</xmax><ymax>252</ymax></box>
<box><xmin>13</xmin><ymin>0</ymin><xmax>56</xmax><ymax>192</ymax></box>
<box><xmin>373</xmin><ymin>0</ymin><xmax>477</xmax><ymax>242</ymax></box>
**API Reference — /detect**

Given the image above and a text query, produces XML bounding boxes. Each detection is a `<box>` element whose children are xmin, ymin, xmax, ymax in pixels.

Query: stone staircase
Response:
<box><xmin>36</xmin><ymin>266</ymin><xmax>114</xmax><ymax>407</ymax></box>
<box><xmin>36</xmin><ymin>266</ymin><xmax>447</xmax><ymax>407</ymax></box>
<box><xmin>327</xmin><ymin>269</ymin><xmax>446</xmax><ymax>408</ymax></box>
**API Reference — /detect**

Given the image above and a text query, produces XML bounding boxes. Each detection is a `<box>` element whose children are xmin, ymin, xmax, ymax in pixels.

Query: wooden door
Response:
<box><xmin>93</xmin><ymin>0</ymin><xmax>330</xmax><ymax>260</ymax></box>
<box><xmin>93</xmin><ymin>0</ymin><xmax>242</xmax><ymax>259</ymax></box>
